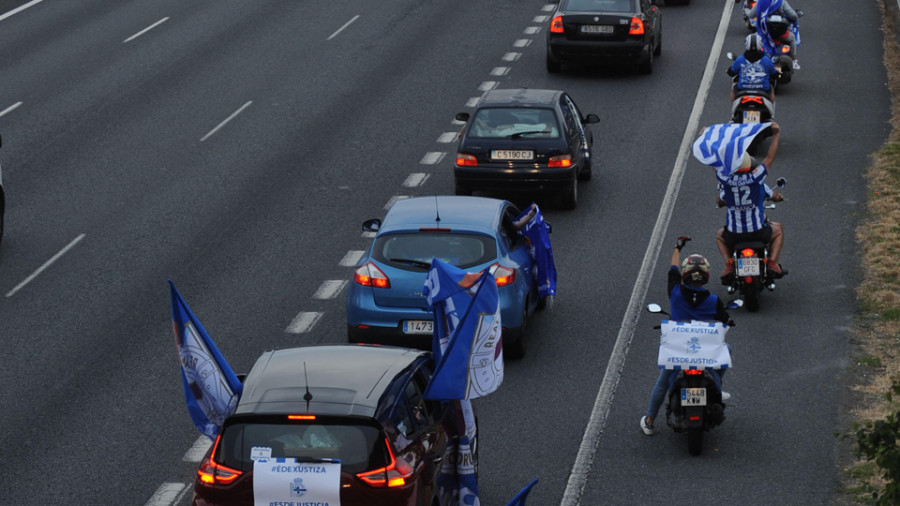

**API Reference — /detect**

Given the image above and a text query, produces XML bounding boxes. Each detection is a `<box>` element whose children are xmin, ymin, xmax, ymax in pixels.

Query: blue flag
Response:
<box><xmin>506</xmin><ymin>478</ymin><xmax>540</xmax><ymax>506</ymax></box>
<box><xmin>755</xmin><ymin>0</ymin><xmax>782</xmax><ymax>56</ymax></box>
<box><xmin>692</xmin><ymin>123</ymin><xmax>772</xmax><ymax>178</ymax></box>
<box><xmin>169</xmin><ymin>281</ymin><xmax>242</xmax><ymax>440</ymax></box>
<box><xmin>423</xmin><ymin>259</ymin><xmax>504</xmax><ymax>401</ymax></box>
<box><xmin>516</xmin><ymin>204</ymin><xmax>556</xmax><ymax>298</ymax></box>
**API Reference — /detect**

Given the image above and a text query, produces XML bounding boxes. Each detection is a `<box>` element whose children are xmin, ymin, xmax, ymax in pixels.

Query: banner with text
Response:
<box><xmin>253</xmin><ymin>458</ymin><xmax>341</xmax><ymax>506</ymax></box>
<box><xmin>657</xmin><ymin>320</ymin><xmax>731</xmax><ymax>370</ymax></box>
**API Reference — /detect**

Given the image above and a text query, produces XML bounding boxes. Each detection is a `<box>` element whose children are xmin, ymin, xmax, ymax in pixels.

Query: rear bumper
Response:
<box><xmin>547</xmin><ymin>38</ymin><xmax>651</xmax><ymax>64</ymax></box>
<box><xmin>453</xmin><ymin>165</ymin><xmax>578</xmax><ymax>192</ymax></box>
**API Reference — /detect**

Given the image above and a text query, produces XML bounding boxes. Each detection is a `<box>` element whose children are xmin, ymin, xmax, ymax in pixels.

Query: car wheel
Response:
<box><xmin>654</xmin><ymin>30</ymin><xmax>662</xmax><ymax>57</ymax></box>
<box><xmin>504</xmin><ymin>307</ymin><xmax>527</xmax><ymax>359</ymax></box>
<box><xmin>454</xmin><ymin>182</ymin><xmax>473</xmax><ymax>196</ymax></box>
<box><xmin>638</xmin><ymin>50</ymin><xmax>653</xmax><ymax>75</ymax></box>
<box><xmin>560</xmin><ymin>177</ymin><xmax>578</xmax><ymax>209</ymax></box>
<box><xmin>536</xmin><ymin>295</ymin><xmax>553</xmax><ymax>311</ymax></box>
<box><xmin>546</xmin><ymin>51</ymin><xmax>562</xmax><ymax>73</ymax></box>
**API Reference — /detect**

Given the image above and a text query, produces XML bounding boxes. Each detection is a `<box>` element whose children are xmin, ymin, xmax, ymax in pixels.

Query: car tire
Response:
<box><xmin>454</xmin><ymin>182</ymin><xmax>473</xmax><ymax>196</ymax></box>
<box><xmin>654</xmin><ymin>29</ymin><xmax>662</xmax><ymax>57</ymax></box>
<box><xmin>504</xmin><ymin>307</ymin><xmax>528</xmax><ymax>359</ymax></box>
<box><xmin>546</xmin><ymin>52</ymin><xmax>562</xmax><ymax>74</ymax></box>
<box><xmin>560</xmin><ymin>177</ymin><xmax>578</xmax><ymax>209</ymax></box>
<box><xmin>638</xmin><ymin>50</ymin><xmax>653</xmax><ymax>75</ymax></box>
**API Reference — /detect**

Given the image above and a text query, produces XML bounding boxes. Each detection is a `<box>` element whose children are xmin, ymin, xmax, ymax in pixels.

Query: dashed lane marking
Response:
<box><xmin>313</xmin><ymin>280</ymin><xmax>347</xmax><ymax>300</ymax></box>
<box><xmin>285</xmin><ymin>312</ymin><xmax>323</xmax><ymax>333</ymax></box>
<box><xmin>340</xmin><ymin>250</ymin><xmax>365</xmax><ymax>266</ymax></box>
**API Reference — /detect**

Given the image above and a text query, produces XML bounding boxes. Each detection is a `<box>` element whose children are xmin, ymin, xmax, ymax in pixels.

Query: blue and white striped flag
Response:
<box><xmin>692</xmin><ymin>123</ymin><xmax>772</xmax><ymax>178</ymax></box>
<box><xmin>755</xmin><ymin>0</ymin><xmax>783</xmax><ymax>56</ymax></box>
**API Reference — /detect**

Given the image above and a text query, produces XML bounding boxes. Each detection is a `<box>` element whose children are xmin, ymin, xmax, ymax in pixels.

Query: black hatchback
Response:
<box><xmin>453</xmin><ymin>88</ymin><xmax>599</xmax><ymax>210</ymax></box>
<box><xmin>546</xmin><ymin>0</ymin><xmax>662</xmax><ymax>74</ymax></box>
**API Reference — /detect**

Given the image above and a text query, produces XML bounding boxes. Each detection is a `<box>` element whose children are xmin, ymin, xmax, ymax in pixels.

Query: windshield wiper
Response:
<box><xmin>511</xmin><ymin>129</ymin><xmax>551</xmax><ymax>139</ymax></box>
<box><xmin>388</xmin><ymin>258</ymin><xmax>433</xmax><ymax>269</ymax></box>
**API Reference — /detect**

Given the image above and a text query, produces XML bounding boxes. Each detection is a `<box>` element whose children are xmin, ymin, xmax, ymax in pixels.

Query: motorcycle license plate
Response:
<box><xmin>681</xmin><ymin>387</ymin><xmax>707</xmax><ymax>406</ymax></box>
<box><xmin>737</xmin><ymin>257</ymin><xmax>760</xmax><ymax>276</ymax></box>
<box><xmin>743</xmin><ymin>110</ymin><xmax>761</xmax><ymax>123</ymax></box>
<box><xmin>403</xmin><ymin>320</ymin><xmax>433</xmax><ymax>334</ymax></box>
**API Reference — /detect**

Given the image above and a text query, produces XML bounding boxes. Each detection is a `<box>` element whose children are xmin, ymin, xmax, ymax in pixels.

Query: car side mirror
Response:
<box><xmin>583</xmin><ymin>113</ymin><xmax>600</xmax><ymax>124</ymax></box>
<box><xmin>455</xmin><ymin>112</ymin><xmax>470</xmax><ymax>122</ymax></box>
<box><xmin>362</xmin><ymin>218</ymin><xmax>381</xmax><ymax>232</ymax></box>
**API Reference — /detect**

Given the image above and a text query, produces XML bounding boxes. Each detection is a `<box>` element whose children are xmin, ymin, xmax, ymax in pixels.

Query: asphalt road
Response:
<box><xmin>0</xmin><ymin>0</ymin><xmax>887</xmax><ymax>505</ymax></box>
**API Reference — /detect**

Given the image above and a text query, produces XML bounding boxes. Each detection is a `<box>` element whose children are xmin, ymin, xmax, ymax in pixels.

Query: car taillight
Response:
<box><xmin>356</xmin><ymin>437</ymin><xmax>413</xmax><ymax>488</ymax></box>
<box><xmin>548</xmin><ymin>154</ymin><xmax>572</xmax><ymax>168</ymax></box>
<box><xmin>740</xmin><ymin>248</ymin><xmax>756</xmax><ymax>258</ymax></box>
<box><xmin>197</xmin><ymin>435</ymin><xmax>242</xmax><ymax>485</ymax></box>
<box><xmin>457</xmin><ymin>153</ymin><xmax>478</xmax><ymax>166</ymax></box>
<box><xmin>629</xmin><ymin>17</ymin><xmax>644</xmax><ymax>35</ymax></box>
<box><xmin>490</xmin><ymin>263</ymin><xmax>517</xmax><ymax>287</ymax></box>
<box><xmin>354</xmin><ymin>262</ymin><xmax>390</xmax><ymax>288</ymax></box>
<box><xmin>550</xmin><ymin>16</ymin><xmax>564</xmax><ymax>33</ymax></box>
<box><xmin>685</xmin><ymin>369</ymin><xmax>703</xmax><ymax>376</ymax></box>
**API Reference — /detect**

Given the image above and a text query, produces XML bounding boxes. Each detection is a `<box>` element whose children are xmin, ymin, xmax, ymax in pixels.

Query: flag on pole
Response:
<box><xmin>169</xmin><ymin>280</ymin><xmax>242</xmax><ymax>440</ymax></box>
<box><xmin>692</xmin><ymin>123</ymin><xmax>772</xmax><ymax>178</ymax></box>
<box><xmin>506</xmin><ymin>478</ymin><xmax>540</xmax><ymax>506</ymax></box>
<box><xmin>516</xmin><ymin>204</ymin><xmax>556</xmax><ymax>298</ymax></box>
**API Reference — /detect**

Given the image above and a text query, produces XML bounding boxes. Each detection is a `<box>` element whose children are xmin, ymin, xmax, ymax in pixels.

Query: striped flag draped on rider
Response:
<box><xmin>692</xmin><ymin>122</ymin><xmax>772</xmax><ymax>177</ymax></box>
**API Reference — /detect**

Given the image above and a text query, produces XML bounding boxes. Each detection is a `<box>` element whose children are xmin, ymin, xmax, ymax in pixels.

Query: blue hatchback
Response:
<box><xmin>346</xmin><ymin>196</ymin><xmax>546</xmax><ymax>358</ymax></box>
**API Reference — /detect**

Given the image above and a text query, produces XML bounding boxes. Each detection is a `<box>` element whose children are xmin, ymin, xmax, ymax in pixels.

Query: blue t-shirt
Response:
<box><xmin>717</xmin><ymin>163</ymin><xmax>770</xmax><ymax>233</ymax></box>
<box><xmin>730</xmin><ymin>55</ymin><xmax>778</xmax><ymax>91</ymax></box>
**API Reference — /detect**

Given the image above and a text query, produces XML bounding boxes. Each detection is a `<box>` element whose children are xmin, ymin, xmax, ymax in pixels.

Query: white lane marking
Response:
<box><xmin>560</xmin><ymin>2</ymin><xmax>735</xmax><ymax>505</ymax></box>
<box><xmin>465</xmin><ymin>97</ymin><xmax>480</xmax><ymax>107</ymax></box>
<box><xmin>6</xmin><ymin>234</ymin><xmax>85</xmax><ymax>298</ymax></box>
<box><xmin>285</xmin><ymin>312</ymin><xmax>323</xmax><ymax>333</ymax></box>
<box><xmin>384</xmin><ymin>195</ymin><xmax>409</xmax><ymax>210</ymax></box>
<box><xmin>123</xmin><ymin>17</ymin><xmax>169</xmax><ymax>43</ymax></box>
<box><xmin>144</xmin><ymin>482</ymin><xmax>188</xmax><ymax>506</ymax></box>
<box><xmin>200</xmin><ymin>101</ymin><xmax>253</xmax><ymax>142</ymax></box>
<box><xmin>490</xmin><ymin>67</ymin><xmax>510</xmax><ymax>76</ymax></box>
<box><xmin>437</xmin><ymin>132</ymin><xmax>458</xmax><ymax>143</ymax></box>
<box><xmin>478</xmin><ymin>81</ymin><xmax>498</xmax><ymax>91</ymax></box>
<box><xmin>0</xmin><ymin>102</ymin><xmax>23</xmax><ymax>118</ymax></box>
<box><xmin>313</xmin><ymin>280</ymin><xmax>347</xmax><ymax>299</ymax></box>
<box><xmin>362</xmin><ymin>231</ymin><xmax>376</xmax><ymax>239</ymax></box>
<box><xmin>533</xmin><ymin>15</ymin><xmax>550</xmax><ymax>22</ymax></box>
<box><xmin>0</xmin><ymin>0</ymin><xmax>44</xmax><ymax>22</ymax></box>
<box><xmin>340</xmin><ymin>250</ymin><xmax>365</xmax><ymax>266</ymax></box>
<box><xmin>513</xmin><ymin>39</ymin><xmax>532</xmax><ymax>48</ymax></box>
<box><xmin>327</xmin><ymin>14</ymin><xmax>359</xmax><ymax>40</ymax></box>
<box><xmin>502</xmin><ymin>52</ymin><xmax>521</xmax><ymax>62</ymax></box>
<box><xmin>524</xmin><ymin>26</ymin><xmax>541</xmax><ymax>35</ymax></box>
<box><xmin>420</xmin><ymin>152</ymin><xmax>445</xmax><ymax>165</ymax></box>
<box><xmin>183</xmin><ymin>435</ymin><xmax>212</xmax><ymax>462</ymax></box>
<box><xmin>542</xmin><ymin>4</ymin><xmax>556</xmax><ymax>11</ymax></box>
<box><xmin>402</xmin><ymin>173</ymin><xmax>430</xmax><ymax>187</ymax></box>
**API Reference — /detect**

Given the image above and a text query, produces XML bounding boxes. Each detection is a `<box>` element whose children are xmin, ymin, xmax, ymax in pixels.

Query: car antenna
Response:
<box><xmin>433</xmin><ymin>194</ymin><xmax>441</xmax><ymax>225</ymax></box>
<box><xmin>302</xmin><ymin>362</ymin><xmax>313</xmax><ymax>411</ymax></box>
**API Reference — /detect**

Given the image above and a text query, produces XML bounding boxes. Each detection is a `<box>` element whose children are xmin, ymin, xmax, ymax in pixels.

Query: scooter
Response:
<box><xmin>720</xmin><ymin>177</ymin><xmax>787</xmax><ymax>312</ymax></box>
<box><xmin>725</xmin><ymin>52</ymin><xmax>777</xmax><ymax>153</ymax></box>
<box><xmin>647</xmin><ymin>304</ymin><xmax>735</xmax><ymax>456</ymax></box>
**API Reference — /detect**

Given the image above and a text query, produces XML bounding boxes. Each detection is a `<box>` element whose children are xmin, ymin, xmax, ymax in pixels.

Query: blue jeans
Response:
<box><xmin>645</xmin><ymin>368</ymin><xmax>727</xmax><ymax>419</ymax></box>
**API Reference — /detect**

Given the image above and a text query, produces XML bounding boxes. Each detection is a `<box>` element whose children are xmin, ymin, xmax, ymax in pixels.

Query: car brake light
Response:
<box><xmin>550</xmin><ymin>16</ymin><xmax>564</xmax><ymax>33</ymax></box>
<box><xmin>354</xmin><ymin>262</ymin><xmax>390</xmax><ymax>288</ymax></box>
<box><xmin>740</xmin><ymin>248</ymin><xmax>756</xmax><ymax>258</ymax></box>
<box><xmin>685</xmin><ymin>369</ymin><xmax>703</xmax><ymax>376</ymax></box>
<box><xmin>629</xmin><ymin>17</ymin><xmax>644</xmax><ymax>35</ymax></box>
<box><xmin>490</xmin><ymin>263</ymin><xmax>517</xmax><ymax>287</ymax></box>
<box><xmin>288</xmin><ymin>415</ymin><xmax>316</xmax><ymax>420</ymax></box>
<box><xmin>548</xmin><ymin>154</ymin><xmax>572</xmax><ymax>168</ymax></box>
<box><xmin>356</xmin><ymin>437</ymin><xmax>413</xmax><ymax>488</ymax></box>
<box><xmin>197</xmin><ymin>435</ymin><xmax>243</xmax><ymax>485</ymax></box>
<box><xmin>457</xmin><ymin>153</ymin><xmax>478</xmax><ymax>166</ymax></box>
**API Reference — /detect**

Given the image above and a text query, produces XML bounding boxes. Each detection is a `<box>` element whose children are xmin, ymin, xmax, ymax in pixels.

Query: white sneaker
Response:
<box><xmin>640</xmin><ymin>416</ymin><xmax>654</xmax><ymax>436</ymax></box>
<box><xmin>792</xmin><ymin>60</ymin><xmax>800</xmax><ymax>70</ymax></box>
<box><xmin>721</xmin><ymin>391</ymin><xmax>732</xmax><ymax>401</ymax></box>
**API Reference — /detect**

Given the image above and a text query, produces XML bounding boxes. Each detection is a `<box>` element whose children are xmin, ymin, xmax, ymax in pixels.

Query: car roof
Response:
<box><xmin>378</xmin><ymin>196</ymin><xmax>507</xmax><ymax>235</ymax></box>
<box><xmin>235</xmin><ymin>344</ymin><xmax>428</xmax><ymax>418</ymax></box>
<box><xmin>477</xmin><ymin>88</ymin><xmax>563</xmax><ymax>107</ymax></box>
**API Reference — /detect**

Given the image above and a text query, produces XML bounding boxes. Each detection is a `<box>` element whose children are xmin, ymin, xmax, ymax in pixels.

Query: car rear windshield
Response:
<box><xmin>567</xmin><ymin>0</ymin><xmax>633</xmax><ymax>13</ymax></box>
<box><xmin>372</xmin><ymin>232</ymin><xmax>497</xmax><ymax>271</ymax></box>
<box><xmin>217</xmin><ymin>417</ymin><xmax>388</xmax><ymax>474</ymax></box>
<box><xmin>468</xmin><ymin>107</ymin><xmax>560</xmax><ymax>139</ymax></box>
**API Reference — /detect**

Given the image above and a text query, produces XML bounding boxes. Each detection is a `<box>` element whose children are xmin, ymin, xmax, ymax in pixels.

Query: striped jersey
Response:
<box><xmin>717</xmin><ymin>163</ymin><xmax>772</xmax><ymax>233</ymax></box>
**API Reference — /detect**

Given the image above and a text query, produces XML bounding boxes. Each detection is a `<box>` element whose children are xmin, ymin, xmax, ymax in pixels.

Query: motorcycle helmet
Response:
<box><xmin>766</xmin><ymin>14</ymin><xmax>790</xmax><ymax>37</ymax></box>
<box><xmin>735</xmin><ymin>152</ymin><xmax>754</xmax><ymax>173</ymax></box>
<box><xmin>681</xmin><ymin>254</ymin><xmax>711</xmax><ymax>285</ymax></box>
<box><xmin>744</xmin><ymin>33</ymin><xmax>763</xmax><ymax>53</ymax></box>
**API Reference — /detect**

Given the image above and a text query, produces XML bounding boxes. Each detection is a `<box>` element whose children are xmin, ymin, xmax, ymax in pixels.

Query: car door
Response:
<box><xmin>560</xmin><ymin>94</ymin><xmax>590</xmax><ymax>169</ymax></box>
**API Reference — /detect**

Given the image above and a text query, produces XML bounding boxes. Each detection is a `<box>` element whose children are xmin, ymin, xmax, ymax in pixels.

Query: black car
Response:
<box><xmin>453</xmin><ymin>89</ymin><xmax>599</xmax><ymax>209</ymax></box>
<box><xmin>193</xmin><ymin>345</ymin><xmax>472</xmax><ymax>506</ymax></box>
<box><xmin>546</xmin><ymin>0</ymin><xmax>663</xmax><ymax>74</ymax></box>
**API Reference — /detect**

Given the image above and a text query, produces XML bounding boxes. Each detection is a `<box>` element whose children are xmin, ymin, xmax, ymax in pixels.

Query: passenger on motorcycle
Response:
<box><xmin>748</xmin><ymin>0</ymin><xmax>800</xmax><ymax>69</ymax></box>
<box><xmin>716</xmin><ymin>122</ymin><xmax>786</xmax><ymax>282</ymax></box>
<box><xmin>640</xmin><ymin>237</ymin><xmax>731</xmax><ymax>436</ymax></box>
<box><xmin>728</xmin><ymin>34</ymin><xmax>779</xmax><ymax>104</ymax></box>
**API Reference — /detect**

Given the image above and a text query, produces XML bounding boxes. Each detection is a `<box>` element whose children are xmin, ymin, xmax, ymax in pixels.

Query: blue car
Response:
<box><xmin>346</xmin><ymin>196</ymin><xmax>547</xmax><ymax>358</ymax></box>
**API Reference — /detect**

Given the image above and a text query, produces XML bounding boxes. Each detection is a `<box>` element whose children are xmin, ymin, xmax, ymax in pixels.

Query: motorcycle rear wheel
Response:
<box><xmin>743</xmin><ymin>277</ymin><xmax>761</xmax><ymax>312</ymax></box>
<box><xmin>688</xmin><ymin>427</ymin><xmax>703</xmax><ymax>456</ymax></box>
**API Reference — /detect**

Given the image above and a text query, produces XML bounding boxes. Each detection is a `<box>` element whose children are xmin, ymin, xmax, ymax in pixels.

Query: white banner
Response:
<box><xmin>657</xmin><ymin>320</ymin><xmax>731</xmax><ymax>370</ymax></box>
<box><xmin>253</xmin><ymin>458</ymin><xmax>341</xmax><ymax>506</ymax></box>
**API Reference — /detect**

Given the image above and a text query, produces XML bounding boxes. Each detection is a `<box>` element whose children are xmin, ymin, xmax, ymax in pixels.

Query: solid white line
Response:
<box><xmin>339</xmin><ymin>250</ymin><xmax>365</xmax><ymax>267</ymax></box>
<box><xmin>285</xmin><ymin>312</ymin><xmax>323</xmax><ymax>333</ymax></box>
<box><xmin>123</xmin><ymin>17</ymin><xmax>169</xmax><ymax>43</ymax></box>
<box><xmin>313</xmin><ymin>280</ymin><xmax>347</xmax><ymax>299</ymax></box>
<box><xmin>327</xmin><ymin>14</ymin><xmax>359</xmax><ymax>40</ymax></box>
<box><xmin>0</xmin><ymin>102</ymin><xmax>23</xmax><ymax>118</ymax></box>
<box><xmin>6</xmin><ymin>234</ymin><xmax>86</xmax><ymax>298</ymax></box>
<box><xmin>144</xmin><ymin>482</ymin><xmax>188</xmax><ymax>506</ymax></box>
<box><xmin>0</xmin><ymin>0</ymin><xmax>44</xmax><ymax>23</ymax></box>
<box><xmin>560</xmin><ymin>1</ymin><xmax>734</xmax><ymax>505</ymax></box>
<box><xmin>200</xmin><ymin>101</ymin><xmax>253</xmax><ymax>142</ymax></box>
<box><xmin>182</xmin><ymin>435</ymin><xmax>212</xmax><ymax>462</ymax></box>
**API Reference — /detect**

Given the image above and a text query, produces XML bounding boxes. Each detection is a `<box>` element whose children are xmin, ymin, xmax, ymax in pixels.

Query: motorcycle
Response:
<box><xmin>741</xmin><ymin>0</ymin><xmax>758</xmax><ymax>31</ymax></box>
<box><xmin>646</xmin><ymin>304</ymin><xmax>735</xmax><ymax>456</ymax></box>
<box><xmin>765</xmin><ymin>13</ymin><xmax>802</xmax><ymax>86</ymax></box>
<box><xmin>719</xmin><ymin>177</ymin><xmax>787</xmax><ymax>312</ymax></box>
<box><xmin>725</xmin><ymin>52</ymin><xmax>777</xmax><ymax>152</ymax></box>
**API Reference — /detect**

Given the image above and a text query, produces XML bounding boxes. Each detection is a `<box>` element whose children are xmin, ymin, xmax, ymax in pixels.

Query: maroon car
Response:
<box><xmin>192</xmin><ymin>345</ymin><xmax>473</xmax><ymax>506</ymax></box>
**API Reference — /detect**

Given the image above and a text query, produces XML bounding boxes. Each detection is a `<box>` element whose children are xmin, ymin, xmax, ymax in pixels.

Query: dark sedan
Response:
<box><xmin>453</xmin><ymin>89</ymin><xmax>599</xmax><ymax>209</ymax></box>
<box><xmin>546</xmin><ymin>0</ymin><xmax>662</xmax><ymax>74</ymax></box>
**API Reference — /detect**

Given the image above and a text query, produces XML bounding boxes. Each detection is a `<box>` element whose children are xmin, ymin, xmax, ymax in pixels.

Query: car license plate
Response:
<box><xmin>403</xmin><ymin>320</ymin><xmax>433</xmax><ymax>334</ymax></box>
<box><xmin>581</xmin><ymin>24</ymin><xmax>614</xmax><ymax>34</ymax></box>
<box><xmin>737</xmin><ymin>257</ymin><xmax>760</xmax><ymax>276</ymax></box>
<box><xmin>491</xmin><ymin>150</ymin><xmax>533</xmax><ymax>161</ymax></box>
<box><xmin>743</xmin><ymin>110</ymin><xmax>761</xmax><ymax>123</ymax></box>
<box><xmin>681</xmin><ymin>387</ymin><xmax>707</xmax><ymax>406</ymax></box>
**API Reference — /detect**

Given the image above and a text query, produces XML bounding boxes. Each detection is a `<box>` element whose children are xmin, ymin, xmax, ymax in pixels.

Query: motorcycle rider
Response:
<box><xmin>728</xmin><ymin>33</ymin><xmax>780</xmax><ymax>104</ymax></box>
<box><xmin>640</xmin><ymin>237</ymin><xmax>731</xmax><ymax>436</ymax></box>
<box><xmin>748</xmin><ymin>0</ymin><xmax>801</xmax><ymax>69</ymax></box>
<box><xmin>717</xmin><ymin>122</ymin><xmax>786</xmax><ymax>281</ymax></box>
